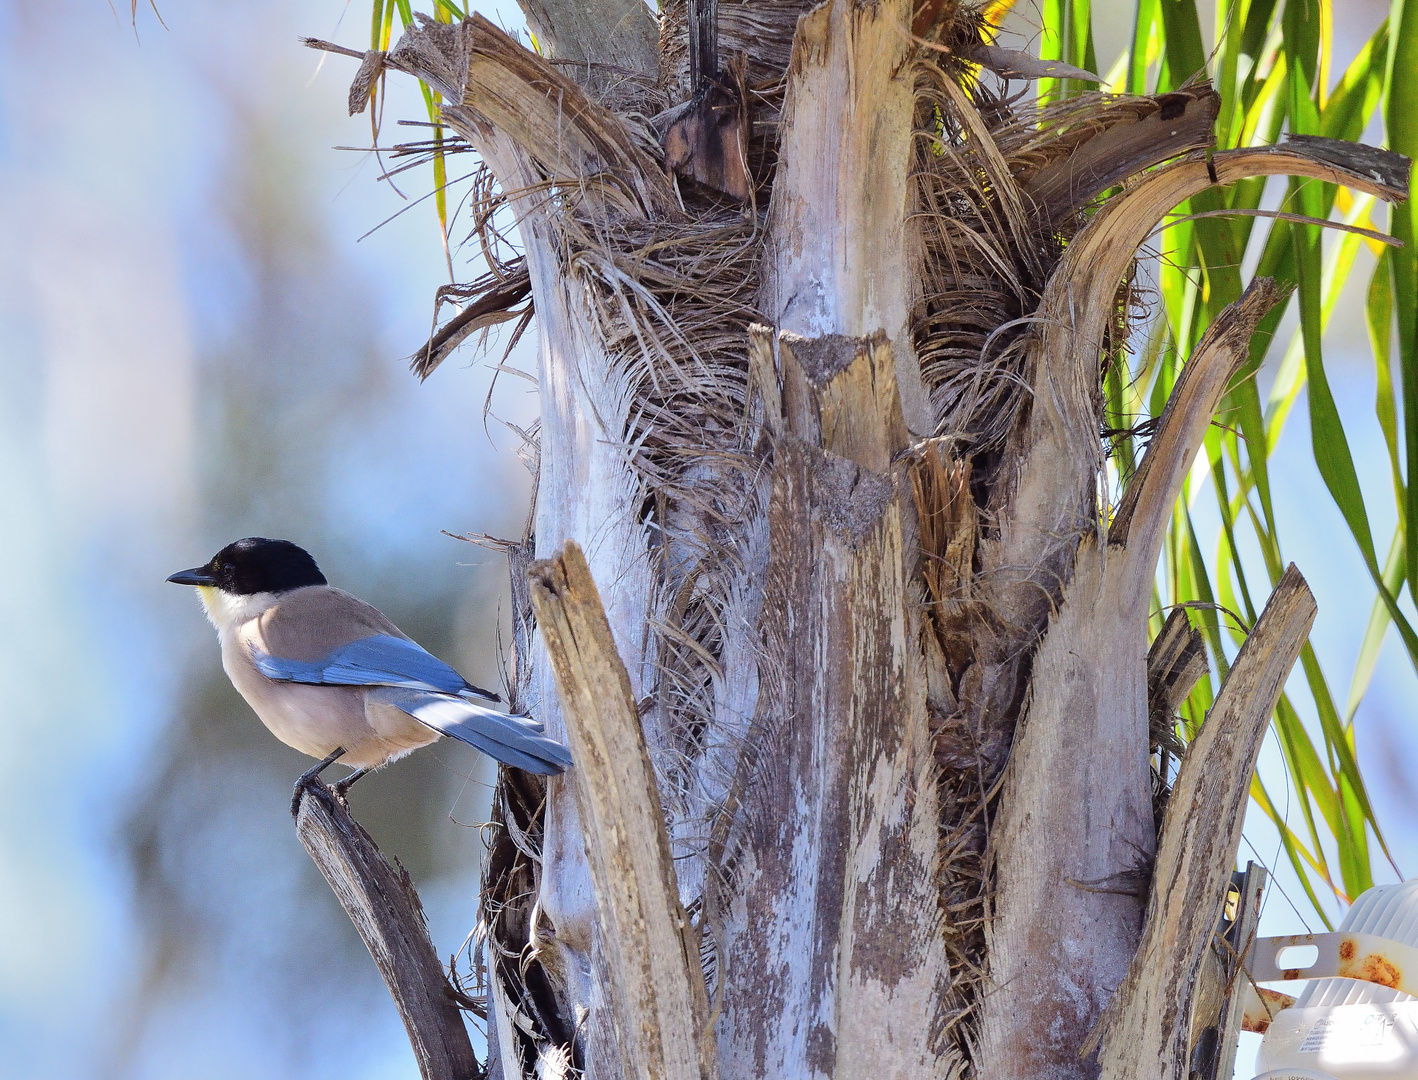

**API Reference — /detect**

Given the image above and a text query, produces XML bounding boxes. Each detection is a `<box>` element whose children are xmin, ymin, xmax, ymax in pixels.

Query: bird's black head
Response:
<box><xmin>167</xmin><ymin>537</ymin><xmax>327</xmax><ymax>595</ymax></box>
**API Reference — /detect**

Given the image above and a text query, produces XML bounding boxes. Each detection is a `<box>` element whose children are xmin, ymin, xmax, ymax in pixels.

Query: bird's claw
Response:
<box><xmin>290</xmin><ymin>775</ymin><xmax>323</xmax><ymax>817</ymax></box>
<box><xmin>330</xmin><ymin>767</ymin><xmax>369</xmax><ymax>805</ymax></box>
<box><xmin>289</xmin><ymin>746</ymin><xmax>347</xmax><ymax>818</ymax></box>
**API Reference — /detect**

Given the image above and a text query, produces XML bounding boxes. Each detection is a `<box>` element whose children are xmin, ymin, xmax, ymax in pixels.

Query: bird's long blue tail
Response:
<box><xmin>390</xmin><ymin>691</ymin><xmax>573</xmax><ymax>775</ymax></box>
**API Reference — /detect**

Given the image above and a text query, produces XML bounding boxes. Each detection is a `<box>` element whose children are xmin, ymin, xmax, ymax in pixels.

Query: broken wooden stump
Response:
<box><xmin>295</xmin><ymin>780</ymin><xmax>482</xmax><ymax>1080</ymax></box>
<box><xmin>528</xmin><ymin>540</ymin><xmax>715</xmax><ymax>1080</ymax></box>
<box><xmin>1093</xmin><ymin>565</ymin><xmax>1317</xmax><ymax>1080</ymax></box>
<box><xmin>660</xmin><ymin>0</ymin><xmax>752</xmax><ymax>202</ymax></box>
<box><xmin>661</xmin><ymin>79</ymin><xmax>752</xmax><ymax>203</ymax></box>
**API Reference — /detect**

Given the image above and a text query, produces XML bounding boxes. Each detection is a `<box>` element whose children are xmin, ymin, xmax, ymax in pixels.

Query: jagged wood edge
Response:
<box><xmin>1111</xmin><ymin>276</ymin><xmax>1288</xmax><ymax>593</ymax></box>
<box><xmin>1092</xmin><ymin>566</ymin><xmax>1317</xmax><ymax>1078</ymax></box>
<box><xmin>527</xmin><ymin>541</ymin><xmax>715</xmax><ymax>1080</ymax></box>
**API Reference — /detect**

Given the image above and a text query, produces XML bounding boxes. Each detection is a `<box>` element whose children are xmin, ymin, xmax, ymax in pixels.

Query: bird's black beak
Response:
<box><xmin>167</xmin><ymin>566</ymin><xmax>217</xmax><ymax>587</ymax></box>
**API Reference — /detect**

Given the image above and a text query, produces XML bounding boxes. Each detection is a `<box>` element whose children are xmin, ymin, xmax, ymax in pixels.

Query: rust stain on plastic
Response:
<box><xmin>1242</xmin><ymin>987</ymin><xmax>1296</xmax><ymax>1034</ymax></box>
<box><xmin>1253</xmin><ymin>932</ymin><xmax>1414</xmax><ymax>995</ymax></box>
<box><xmin>1340</xmin><ymin>949</ymin><xmax>1401</xmax><ymax>989</ymax></box>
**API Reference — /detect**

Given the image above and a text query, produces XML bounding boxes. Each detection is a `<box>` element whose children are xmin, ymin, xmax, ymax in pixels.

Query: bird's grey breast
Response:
<box><xmin>220</xmin><ymin>596</ymin><xmax>385</xmax><ymax>760</ymax></box>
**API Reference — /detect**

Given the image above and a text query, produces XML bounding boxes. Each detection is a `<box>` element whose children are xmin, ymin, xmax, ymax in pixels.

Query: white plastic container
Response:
<box><xmin>1256</xmin><ymin>880</ymin><xmax>1418</xmax><ymax>1079</ymax></box>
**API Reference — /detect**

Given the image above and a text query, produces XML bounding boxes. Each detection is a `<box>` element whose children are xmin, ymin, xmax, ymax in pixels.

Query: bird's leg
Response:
<box><xmin>290</xmin><ymin>746</ymin><xmax>346</xmax><ymax>816</ymax></box>
<box><xmin>331</xmin><ymin>767</ymin><xmax>370</xmax><ymax>804</ymax></box>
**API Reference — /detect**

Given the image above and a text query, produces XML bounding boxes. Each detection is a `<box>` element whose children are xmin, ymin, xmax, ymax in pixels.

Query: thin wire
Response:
<box><xmin>1243</xmin><ymin>834</ymin><xmax>1315</xmax><ymax>934</ymax></box>
<box><xmin>1252</xmin><ymin>722</ymin><xmax>1294</xmax><ymax>929</ymax></box>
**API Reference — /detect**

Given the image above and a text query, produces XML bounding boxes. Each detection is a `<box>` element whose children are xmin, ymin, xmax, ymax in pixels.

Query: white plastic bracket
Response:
<box><xmin>1247</xmin><ymin>931</ymin><xmax>1418</xmax><ymax>996</ymax></box>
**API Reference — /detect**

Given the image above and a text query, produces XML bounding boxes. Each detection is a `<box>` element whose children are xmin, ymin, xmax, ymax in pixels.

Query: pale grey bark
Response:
<box><xmin>717</xmin><ymin>325</ymin><xmax>956</xmax><ymax>1077</ymax></box>
<box><xmin>761</xmin><ymin>0</ymin><xmax>932</xmax><ymax>435</ymax></box>
<box><xmin>517</xmin><ymin>0</ymin><xmax>659</xmax><ymax>84</ymax></box>
<box><xmin>716</xmin><ymin>4</ymin><xmax>960</xmax><ymax>1073</ymax></box>
<box><xmin>303</xmin><ymin>14</ymin><xmax>1413</xmax><ymax>1080</ymax></box>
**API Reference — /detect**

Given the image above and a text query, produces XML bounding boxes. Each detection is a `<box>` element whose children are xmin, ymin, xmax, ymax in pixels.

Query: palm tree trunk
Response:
<box><xmin>347</xmin><ymin>8</ymin><xmax>1410</xmax><ymax>1079</ymax></box>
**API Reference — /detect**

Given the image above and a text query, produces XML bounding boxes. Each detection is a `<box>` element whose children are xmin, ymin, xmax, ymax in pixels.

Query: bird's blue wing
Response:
<box><xmin>252</xmin><ymin>635</ymin><xmax>568</xmax><ymax>772</ymax></box>
<box><xmin>253</xmin><ymin>633</ymin><xmax>496</xmax><ymax>699</ymax></box>
<box><xmin>388</xmin><ymin>691</ymin><xmax>573</xmax><ymax>775</ymax></box>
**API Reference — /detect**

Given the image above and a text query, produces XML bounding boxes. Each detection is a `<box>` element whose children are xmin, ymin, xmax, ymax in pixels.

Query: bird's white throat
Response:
<box><xmin>196</xmin><ymin>586</ymin><xmax>279</xmax><ymax>634</ymax></box>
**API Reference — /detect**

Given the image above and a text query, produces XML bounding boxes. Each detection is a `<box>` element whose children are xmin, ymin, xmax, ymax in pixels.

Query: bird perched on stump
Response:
<box><xmin>167</xmin><ymin>537</ymin><xmax>572</xmax><ymax>812</ymax></box>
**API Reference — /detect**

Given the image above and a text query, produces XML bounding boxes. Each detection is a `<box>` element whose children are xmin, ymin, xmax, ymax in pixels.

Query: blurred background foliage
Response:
<box><xmin>0</xmin><ymin>1</ymin><xmax>1414</xmax><ymax>1079</ymax></box>
<box><xmin>0</xmin><ymin>1</ymin><xmax>530</xmax><ymax>1077</ymax></box>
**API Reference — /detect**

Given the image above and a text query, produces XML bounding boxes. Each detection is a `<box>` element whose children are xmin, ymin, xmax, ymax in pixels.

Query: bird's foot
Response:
<box><xmin>290</xmin><ymin>746</ymin><xmax>346</xmax><ymax>817</ymax></box>
<box><xmin>331</xmin><ymin>767</ymin><xmax>370</xmax><ymax>805</ymax></box>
